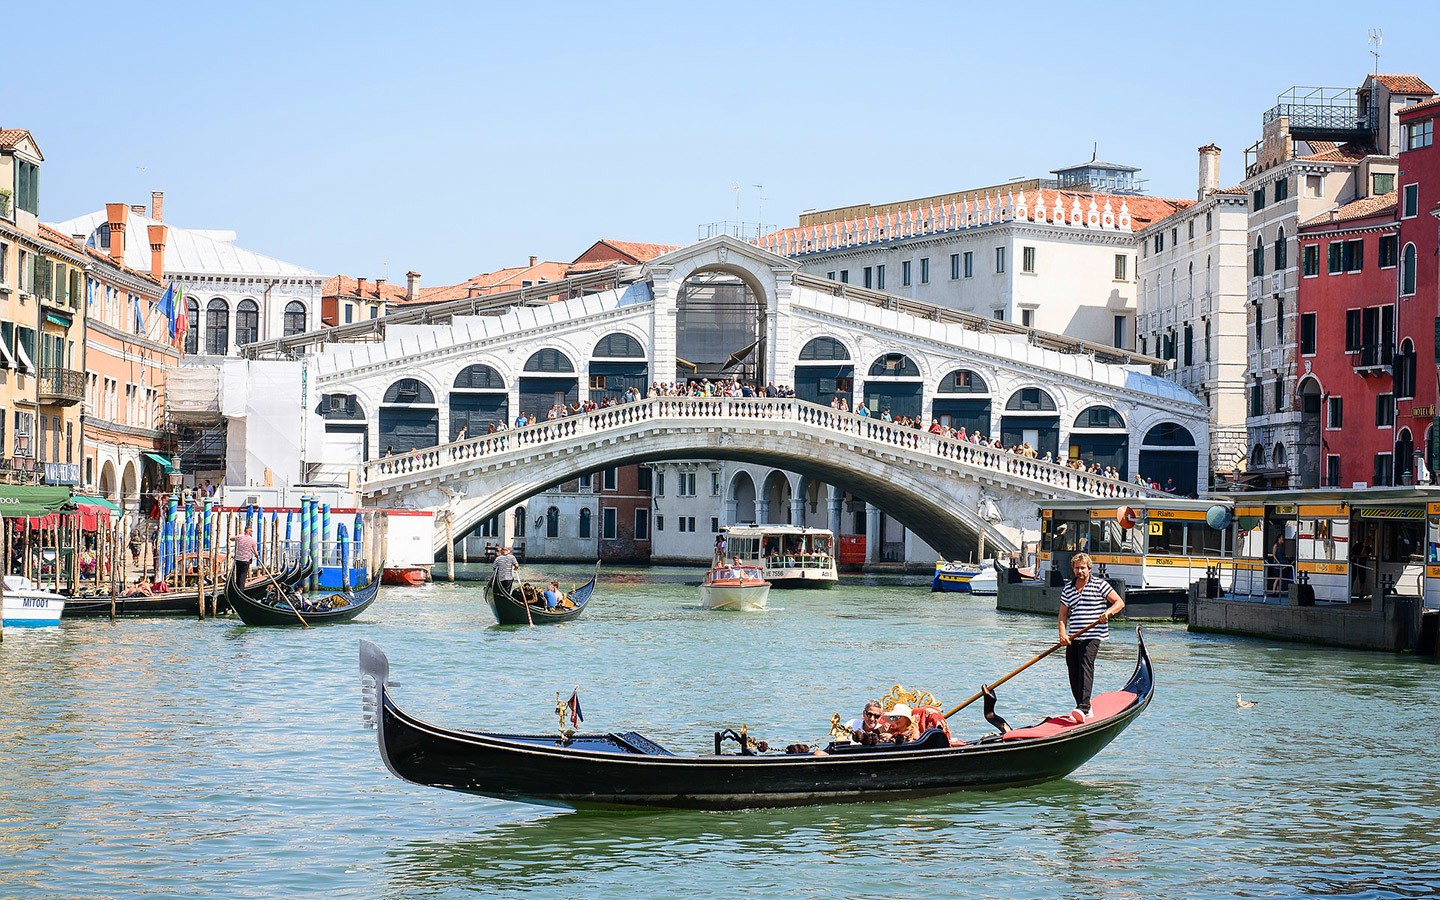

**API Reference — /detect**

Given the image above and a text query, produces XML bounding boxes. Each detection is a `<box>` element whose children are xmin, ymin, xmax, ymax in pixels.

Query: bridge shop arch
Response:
<box><xmin>863</xmin><ymin>353</ymin><xmax>923</xmax><ymax>419</ymax></box>
<box><xmin>1139</xmin><ymin>422</ymin><xmax>1199</xmax><ymax>494</ymax></box>
<box><xmin>519</xmin><ymin>349</ymin><xmax>578</xmax><ymax>419</ymax></box>
<box><xmin>450</xmin><ymin>365</ymin><xmax>508</xmax><ymax>440</ymax></box>
<box><xmin>1069</xmin><ymin>405</ymin><xmax>1128</xmax><ymax>476</ymax></box>
<box><xmin>932</xmin><ymin>368</ymin><xmax>991</xmax><ymax>435</ymax></box>
<box><xmin>794</xmin><ymin>336</ymin><xmax>854</xmax><ymax>409</ymax></box>
<box><xmin>379</xmin><ymin>378</ymin><xmax>438</xmax><ymax>455</ymax></box>
<box><xmin>1001</xmin><ymin>387</ymin><xmax>1060</xmax><ymax>458</ymax></box>
<box><xmin>675</xmin><ymin>270</ymin><xmax>764</xmax><ymax>385</ymax></box>
<box><xmin>589</xmin><ymin>333</ymin><xmax>648</xmax><ymax>403</ymax></box>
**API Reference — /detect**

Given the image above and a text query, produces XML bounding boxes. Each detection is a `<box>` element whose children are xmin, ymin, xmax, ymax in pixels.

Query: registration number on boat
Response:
<box><xmin>21</xmin><ymin>598</ymin><xmax>53</xmax><ymax>608</ymax></box>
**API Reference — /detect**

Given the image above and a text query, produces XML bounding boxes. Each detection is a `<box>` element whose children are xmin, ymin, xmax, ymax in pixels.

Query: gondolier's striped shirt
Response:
<box><xmin>493</xmin><ymin>554</ymin><xmax>518</xmax><ymax>580</ymax></box>
<box><xmin>1061</xmin><ymin>576</ymin><xmax>1115</xmax><ymax>641</ymax></box>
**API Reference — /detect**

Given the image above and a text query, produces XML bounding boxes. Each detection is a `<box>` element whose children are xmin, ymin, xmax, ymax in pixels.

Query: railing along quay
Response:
<box><xmin>363</xmin><ymin>396</ymin><xmax>1160</xmax><ymax>501</ymax></box>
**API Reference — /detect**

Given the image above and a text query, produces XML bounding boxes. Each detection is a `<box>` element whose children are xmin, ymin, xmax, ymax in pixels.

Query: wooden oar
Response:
<box><xmin>256</xmin><ymin>559</ymin><xmax>309</xmax><ymax>628</ymax></box>
<box><xmin>943</xmin><ymin>616</ymin><xmax>1107</xmax><ymax>719</ymax></box>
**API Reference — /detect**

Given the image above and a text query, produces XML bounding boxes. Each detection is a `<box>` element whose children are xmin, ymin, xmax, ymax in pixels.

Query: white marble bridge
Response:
<box><xmin>362</xmin><ymin>395</ymin><xmax>1156</xmax><ymax>558</ymax></box>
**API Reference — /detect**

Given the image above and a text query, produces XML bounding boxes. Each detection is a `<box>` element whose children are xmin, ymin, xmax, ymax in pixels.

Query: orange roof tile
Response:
<box><xmin>599</xmin><ymin>240</ymin><xmax>677</xmax><ymax>262</ymax></box>
<box><xmin>1300</xmin><ymin>191</ymin><xmax>1397</xmax><ymax>228</ymax></box>
<box><xmin>323</xmin><ymin>275</ymin><xmax>410</xmax><ymax>304</ymax></box>
<box><xmin>0</xmin><ymin>128</ymin><xmax>34</xmax><ymax>149</ymax></box>
<box><xmin>1372</xmin><ymin>74</ymin><xmax>1435</xmax><ymax>95</ymax></box>
<box><xmin>81</xmin><ymin>244</ymin><xmax>163</xmax><ymax>287</ymax></box>
<box><xmin>403</xmin><ymin>260</ymin><xmax>572</xmax><ymax>305</ymax></box>
<box><xmin>1296</xmin><ymin>140</ymin><xmax>1372</xmax><ymax>164</ymax></box>
<box><xmin>1399</xmin><ymin>94</ymin><xmax>1440</xmax><ymax>118</ymax></box>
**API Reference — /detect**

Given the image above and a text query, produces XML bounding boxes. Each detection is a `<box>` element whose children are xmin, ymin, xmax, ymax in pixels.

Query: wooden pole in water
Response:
<box><xmin>446</xmin><ymin>513</ymin><xmax>455</xmax><ymax>582</ymax></box>
<box><xmin>210</xmin><ymin>513</ymin><xmax>221</xmax><ymax>617</ymax></box>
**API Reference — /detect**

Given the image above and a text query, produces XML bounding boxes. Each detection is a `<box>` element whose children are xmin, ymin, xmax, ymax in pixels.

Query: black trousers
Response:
<box><xmin>1065</xmin><ymin>639</ymin><xmax>1101</xmax><ymax>712</ymax></box>
<box><xmin>498</xmin><ymin>578</ymin><xmax>515</xmax><ymax>597</ymax></box>
<box><xmin>234</xmin><ymin>560</ymin><xmax>252</xmax><ymax>586</ymax></box>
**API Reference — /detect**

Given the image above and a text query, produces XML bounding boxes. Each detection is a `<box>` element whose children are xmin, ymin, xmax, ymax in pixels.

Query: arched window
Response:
<box><xmin>1402</xmin><ymin>243</ymin><xmax>1418</xmax><ymax>296</ymax></box>
<box><xmin>1397</xmin><ymin>340</ymin><xmax>1417</xmax><ymax>400</ymax></box>
<box><xmin>283</xmin><ymin>301</ymin><xmax>307</xmax><ymax>336</ymax></box>
<box><xmin>1396</xmin><ymin>428</ymin><xmax>1415</xmax><ymax>482</ymax></box>
<box><xmin>184</xmin><ymin>298</ymin><xmax>199</xmax><ymax>354</ymax></box>
<box><xmin>578</xmin><ymin>508</ymin><xmax>592</xmax><ymax>539</ymax></box>
<box><xmin>453</xmin><ymin>365</ymin><xmax>505</xmax><ymax>390</ymax></box>
<box><xmin>1187</xmin><ymin>260</ymin><xmax>1194</xmax><ymax>299</ymax></box>
<box><xmin>1075</xmin><ymin>406</ymin><xmax>1125</xmax><ymax>429</ymax></box>
<box><xmin>867</xmin><ymin>353</ymin><xmax>919</xmax><ymax>377</ymax></box>
<box><xmin>592</xmin><ymin>333</ymin><xmax>644</xmax><ymax>358</ymax></box>
<box><xmin>235</xmin><ymin>299</ymin><xmax>259</xmax><ymax>346</ymax></box>
<box><xmin>546</xmin><ymin>506</ymin><xmax>560</xmax><ymax>538</ymax></box>
<box><xmin>1253</xmin><ymin>235</ymin><xmax>1265</xmax><ymax>277</ymax></box>
<box><xmin>205</xmin><ymin>298</ymin><xmax>229</xmax><ymax>355</ymax></box>
<box><xmin>1251</xmin><ymin>444</ymin><xmax>1267</xmax><ymax>468</ymax></box>
<box><xmin>799</xmin><ymin>337</ymin><xmax>851</xmax><ymax>361</ymax></box>
<box><xmin>1005</xmin><ymin>387</ymin><xmax>1057</xmax><ymax>412</ymax></box>
<box><xmin>1273</xmin><ymin>442</ymin><xmax>1287</xmax><ymax>467</ymax></box>
<box><xmin>383</xmin><ymin>378</ymin><xmax>436</xmax><ymax>405</ymax></box>
<box><xmin>513</xmin><ymin>507</ymin><xmax>526</xmax><ymax>538</ymax></box>
<box><xmin>1273</xmin><ymin>226</ymin><xmax>1287</xmax><ymax>270</ymax></box>
<box><xmin>524</xmin><ymin>348</ymin><xmax>575</xmax><ymax>372</ymax></box>
<box><xmin>938</xmin><ymin>370</ymin><xmax>988</xmax><ymax>393</ymax></box>
<box><xmin>1144</xmin><ymin>423</ymin><xmax>1196</xmax><ymax>446</ymax></box>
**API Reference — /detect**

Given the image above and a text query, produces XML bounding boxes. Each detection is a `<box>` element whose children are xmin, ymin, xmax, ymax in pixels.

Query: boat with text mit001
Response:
<box><xmin>1</xmin><ymin>576</ymin><xmax>65</xmax><ymax>627</ymax></box>
<box><xmin>722</xmin><ymin>525</ymin><xmax>837</xmax><ymax>588</ymax></box>
<box><xmin>357</xmin><ymin>630</ymin><xmax>1154</xmax><ymax>810</ymax></box>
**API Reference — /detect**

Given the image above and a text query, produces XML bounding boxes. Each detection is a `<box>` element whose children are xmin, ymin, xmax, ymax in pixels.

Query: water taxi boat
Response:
<box><xmin>700</xmin><ymin>563</ymin><xmax>770</xmax><ymax>611</ymax></box>
<box><xmin>358</xmin><ymin>631</ymin><xmax>1154</xmax><ymax>810</ymax></box>
<box><xmin>722</xmin><ymin>525</ymin><xmax>837</xmax><ymax>588</ymax></box>
<box><xmin>1</xmin><ymin>575</ymin><xmax>66</xmax><ymax>628</ymax></box>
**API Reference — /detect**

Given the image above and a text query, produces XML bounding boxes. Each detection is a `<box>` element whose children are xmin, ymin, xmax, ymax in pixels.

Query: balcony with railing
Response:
<box><xmin>1352</xmin><ymin>341</ymin><xmax>1395</xmax><ymax>374</ymax></box>
<box><xmin>1262</xmin><ymin>86</ymin><xmax>1378</xmax><ymax>142</ymax></box>
<box><xmin>37</xmin><ymin>367</ymin><xmax>85</xmax><ymax>405</ymax></box>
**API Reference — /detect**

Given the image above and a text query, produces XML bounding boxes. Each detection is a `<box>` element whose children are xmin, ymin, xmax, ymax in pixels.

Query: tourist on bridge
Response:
<box><xmin>493</xmin><ymin>546</ymin><xmax>520</xmax><ymax>597</ymax></box>
<box><xmin>1058</xmin><ymin>552</ymin><xmax>1124</xmax><ymax>725</ymax></box>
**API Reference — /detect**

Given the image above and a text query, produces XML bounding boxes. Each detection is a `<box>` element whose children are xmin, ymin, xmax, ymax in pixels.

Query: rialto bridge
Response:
<box><xmin>207</xmin><ymin>235</ymin><xmax>1206</xmax><ymax>555</ymax></box>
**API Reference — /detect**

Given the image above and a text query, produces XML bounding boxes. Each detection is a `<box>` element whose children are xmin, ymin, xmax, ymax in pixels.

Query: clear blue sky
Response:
<box><xmin>9</xmin><ymin>1</ymin><xmax>1439</xmax><ymax>287</ymax></box>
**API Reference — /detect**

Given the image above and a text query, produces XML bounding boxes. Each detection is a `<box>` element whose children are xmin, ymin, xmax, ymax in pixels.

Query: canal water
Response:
<box><xmin>1</xmin><ymin>564</ymin><xmax>1437</xmax><ymax>899</ymax></box>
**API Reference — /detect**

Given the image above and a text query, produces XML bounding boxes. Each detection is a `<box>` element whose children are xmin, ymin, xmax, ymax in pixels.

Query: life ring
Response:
<box><xmin>1116</xmin><ymin>506</ymin><xmax>1140</xmax><ymax>529</ymax></box>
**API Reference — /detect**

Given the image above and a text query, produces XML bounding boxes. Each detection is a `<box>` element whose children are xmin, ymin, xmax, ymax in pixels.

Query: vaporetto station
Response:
<box><xmin>172</xmin><ymin>236</ymin><xmax>1208</xmax><ymax>561</ymax></box>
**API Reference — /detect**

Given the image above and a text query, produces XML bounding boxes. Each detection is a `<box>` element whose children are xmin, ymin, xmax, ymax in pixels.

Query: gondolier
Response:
<box><xmin>231</xmin><ymin>525</ymin><xmax>258</xmax><ymax>586</ymax></box>
<box><xmin>1058</xmin><ymin>552</ymin><xmax>1125</xmax><ymax>725</ymax></box>
<box><xmin>493</xmin><ymin>546</ymin><xmax>519</xmax><ymax>597</ymax></box>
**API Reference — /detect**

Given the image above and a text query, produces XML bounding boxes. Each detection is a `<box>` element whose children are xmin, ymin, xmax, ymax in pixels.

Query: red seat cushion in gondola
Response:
<box><xmin>1000</xmin><ymin>690</ymin><xmax>1139</xmax><ymax>741</ymax></box>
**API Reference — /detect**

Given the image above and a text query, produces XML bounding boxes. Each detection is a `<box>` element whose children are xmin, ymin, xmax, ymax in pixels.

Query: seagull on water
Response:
<box><xmin>1235</xmin><ymin>693</ymin><xmax>1257</xmax><ymax>709</ymax></box>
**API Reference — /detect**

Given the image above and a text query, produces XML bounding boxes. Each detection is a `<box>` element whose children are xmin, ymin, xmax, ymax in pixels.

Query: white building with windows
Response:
<box><xmin>760</xmin><ymin>185</ymin><xmax>1192</xmax><ymax>349</ymax></box>
<box><xmin>52</xmin><ymin>195</ymin><xmax>323</xmax><ymax>357</ymax></box>
<box><xmin>1135</xmin><ymin>145</ymin><xmax>1251</xmax><ymax>486</ymax></box>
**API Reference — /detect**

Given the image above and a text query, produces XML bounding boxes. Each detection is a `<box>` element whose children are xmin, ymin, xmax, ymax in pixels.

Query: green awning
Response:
<box><xmin>72</xmin><ymin>495</ymin><xmax>121</xmax><ymax>512</ymax></box>
<box><xmin>0</xmin><ymin>485</ymin><xmax>72</xmax><ymax>517</ymax></box>
<box><xmin>144</xmin><ymin>452</ymin><xmax>176</xmax><ymax>470</ymax></box>
<box><xmin>45</xmin><ymin>312</ymin><xmax>72</xmax><ymax>328</ymax></box>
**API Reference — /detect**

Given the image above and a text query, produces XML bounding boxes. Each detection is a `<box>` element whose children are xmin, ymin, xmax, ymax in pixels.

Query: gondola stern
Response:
<box><xmin>359</xmin><ymin>640</ymin><xmax>413</xmax><ymax>786</ymax></box>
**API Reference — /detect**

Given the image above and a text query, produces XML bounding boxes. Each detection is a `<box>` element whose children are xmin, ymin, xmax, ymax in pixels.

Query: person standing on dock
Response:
<box><xmin>493</xmin><ymin>546</ymin><xmax>520</xmax><ymax>597</ymax></box>
<box><xmin>231</xmin><ymin>525</ymin><xmax>258</xmax><ymax>586</ymax></box>
<box><xmin>1058</xmin><ymin>553</ymin><xmax>1124</xmax><ymax>724</ymax></box>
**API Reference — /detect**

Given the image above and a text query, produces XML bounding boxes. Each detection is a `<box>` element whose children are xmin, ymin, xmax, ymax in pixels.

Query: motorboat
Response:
<box><xmin>700</xmin><ymin>563</ymin><xmax>770</xmax><ymax>611</ymax></box>
<box><xmin>1</xmin><ymin>575</ymin><xmax>66</xmax><ymax>628</ymax></box>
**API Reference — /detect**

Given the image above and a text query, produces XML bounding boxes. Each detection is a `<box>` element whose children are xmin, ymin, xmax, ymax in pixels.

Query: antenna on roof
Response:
<box><xmin>754</xmin><ymin>184</ymin><xmax>766</xmax><ymax>236</ymax></box>
<box><xmin>1092</xmin><ymin>142</ymin><xmax>1098</xmax><ymax>161</ymax></box>
<box><xmin>1368</xmin><ymin>28</ymin><xmax>1383</xmax><ymax>75</ymax></box>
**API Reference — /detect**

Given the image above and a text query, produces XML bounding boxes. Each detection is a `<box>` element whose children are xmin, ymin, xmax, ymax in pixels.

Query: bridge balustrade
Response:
<box><xmin>363</xmin><ymin>396</ymin><xmax>1158</xmax><ymax>501</ymax></box>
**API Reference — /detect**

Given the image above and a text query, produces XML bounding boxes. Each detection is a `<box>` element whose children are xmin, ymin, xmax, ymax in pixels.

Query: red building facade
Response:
<box><xmin>1397</xmin><ymin>98</ymin><xmax>1440</xmax><ymax>479</ymax></box>
<box><xmin>1296</xmin><ymin>195</ymin><xmax>1400</xmax><ymax>487</ymax></box>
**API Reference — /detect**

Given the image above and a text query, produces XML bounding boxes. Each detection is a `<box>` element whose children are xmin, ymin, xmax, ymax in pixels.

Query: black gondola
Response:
<box><xmin>357</xmin><ymin>629</ymin><xmax>1155</xmax><ymax>810</ymax></box>
<box><xmin>228</xmin><ymin>572</ymin><xmax>380</xmax><ymax>626</ymax></box>
<box><xmin>483</xmin><ymin>564</ymin><xmax>598</xmax><ymax>625</ymax></box>
<box><xmin>63</xmin><ymin>560</ymin><xmax>315</xmax><ymax>618</ymax></box>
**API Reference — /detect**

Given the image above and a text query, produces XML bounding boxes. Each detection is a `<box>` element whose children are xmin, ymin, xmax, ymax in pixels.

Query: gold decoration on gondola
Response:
<box><xmin>555</xmin><ymin>692</ymin><xmax>575</xmax><ymax>742</ymax></box>
<box><xmin>828</xmin><ymin>712</ymin><xmax>850</xmax><ymax>740</ymax></box>
<box><xmin>880</xmin><ymin>684</ymin><xmax>941</xmax><ymax>712</ymax></box>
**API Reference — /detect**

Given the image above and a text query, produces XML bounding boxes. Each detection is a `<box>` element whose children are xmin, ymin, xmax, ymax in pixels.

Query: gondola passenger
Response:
<box><xmin>543</xmin><ymin>581</ymin><xmax>562</xmax><ymax>610</ymax></box>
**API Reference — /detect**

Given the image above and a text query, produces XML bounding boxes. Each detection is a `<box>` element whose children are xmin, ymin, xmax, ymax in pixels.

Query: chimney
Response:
<box><xmin>406</xmin><ymin>270</ymin><xmax>421</xmax><ymax>301</ymax></box>
<box><xmin>356</xmin><ymin>277</ymin><xmax>366</xmax><ymax>299</ymax></box>
<box><xmin>375</xmin><ymin>277</ymin><xmax>386</xmax><ymax>297</ymax></box>
<box><xmin>105</xmin><ymin>203</ymin><xmax>128</xmax><ymax>264</ymax></box>
<box><xmin>467</xmin><ymin>287</ymin><xmax>479</xmax><ymax>299</ymax></box>
<box><xmin>529</xmin><ymin>255</ymin><xmax>538</xmax><ymax>267</ymax></box>
<box><xmin>130</xmin><ymin>203</ymin><xmax>147</xmax><ymax>217</ymax></box>
<box><xmin>146</xmin><ymin>224</ymin><xmax>167</xmax><ymax>280</ymax></box>
<box><xmin>151</xmin><ymin>191</ymin><xmax>164</xmax><ymax>223</ymax></box>
<box><xmin>1197</xmin><ymin>144</ymin><xmax>1221</xmax><ymax>200</ymax></box>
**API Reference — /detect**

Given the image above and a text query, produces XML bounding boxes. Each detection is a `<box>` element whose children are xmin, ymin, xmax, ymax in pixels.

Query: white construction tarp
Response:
<box><xmin>165</xmin><ymin>364</ymin><xmax>223</xmax><ymax>424</ymax></box>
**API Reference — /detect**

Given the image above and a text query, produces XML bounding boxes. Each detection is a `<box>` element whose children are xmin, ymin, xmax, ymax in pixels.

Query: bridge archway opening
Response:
<box><xmin>589</xmin><ymin>333</ymin><xmax>648</xmax><ymax>403</ymax></box>
<box><xmin>864</xmin><ymin>353</ymin><xmax>922</xmax><ymax>419</ymax></box>
<box><xmin>1002</xmin><ymin>388</ymin><xmax>1059</xmax><ymax>458</ymax></box>
<box><xmin>520</xmin><ymin>349</ymin><xmax>577</xmax><ymax>419</ymax></box>
<box><xmin>1139</xmin><ymin>422</ymin><xmax>1198</xmax><ymax>495</ymax></box>
<box><xmin>380</xmin><ymin>378</ymin><xmax>438</xmax><ymax>455</ymax></box>
<box><xmin>934</xmin><ymin>369</ymin><xmax>991</xmax><ymax>435</ymax></box>
<box><xmin>1069</xmin><ymin>406</ymin><xmax>1128</xmax><ymax>477</ymax></box>
<box><xmin>730</xmin><ymin>471</ymin><xmax>757</xmax><ymax>524</ymax></box>
<box><xmin>451</xmin><ymin>365</ymin><xmax>509</xmax><ymax>440</ymax></box>
<box><xmin>676</xmin><ymin>269</ymin><xmax>764</xmax><ymax>385</ymax></box>
<box><xmin>762</xmin><ymin>471</ymin><xmax>793</xmax><ymax>524</ymax></box>
<box><xmin>795</xmin><ymin>337</ymin><xmax>854</xmax><ymax>409</ymax></box>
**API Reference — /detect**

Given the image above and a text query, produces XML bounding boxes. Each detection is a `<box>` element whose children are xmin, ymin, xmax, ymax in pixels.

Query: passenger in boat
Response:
<box><xmin>845</xmin><ymin>700</ymin><xmax>890</xmax><ymax>743</ymax></box>
<box><xmin>543</xmin><ymin>581</ymin><xmax>562</xmax><ymax>609</ymax></box>
<box><xmin>911</xmin><ymin>705</ymin><xmax>958</xmax><ymax>745</ymax></box>
<box><xmin>885</xmin><ymin>704</ymin><xmax>921</xmax><ymax>743</ymax></box>
<box><xmin>1058</xmin><ymin>552</ymin><xmax>1125</xmax><ymax>725</ymax></box>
